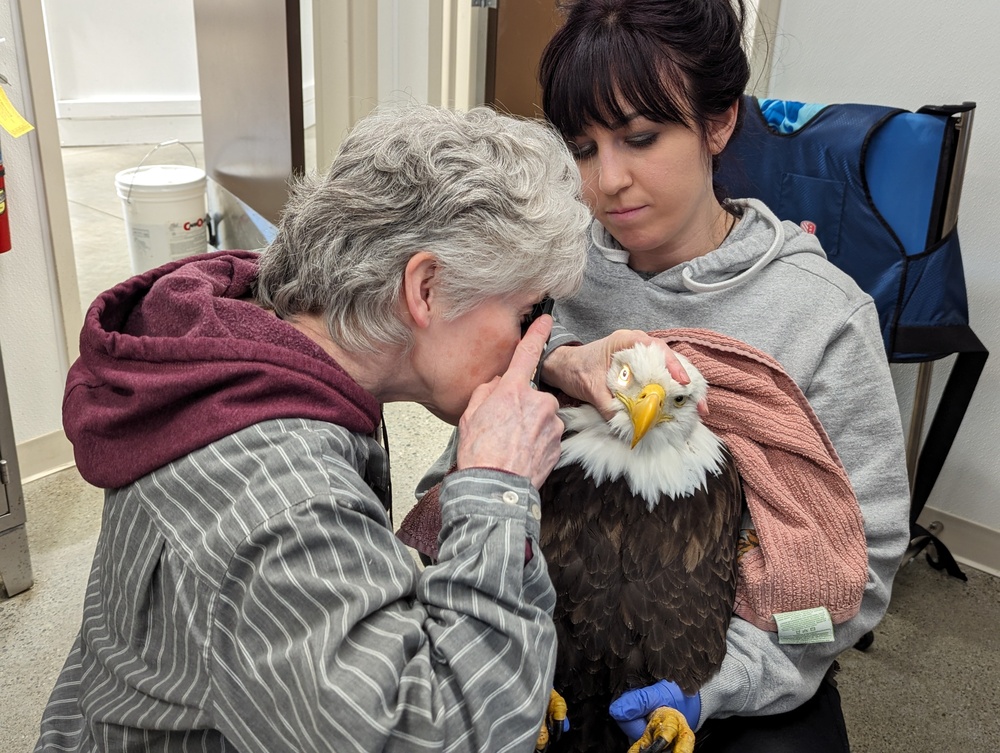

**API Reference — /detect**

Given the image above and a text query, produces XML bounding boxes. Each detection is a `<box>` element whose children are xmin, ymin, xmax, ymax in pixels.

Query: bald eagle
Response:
<box><xmin>539</xmin><ymin>342</ymin><xmax>743</xmax><ymax>753</ymax></box>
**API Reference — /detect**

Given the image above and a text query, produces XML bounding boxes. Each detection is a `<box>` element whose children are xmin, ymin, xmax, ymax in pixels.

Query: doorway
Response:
<box><xmin>36</xmin><ymin>0</ymin><xmax>535</xmax><ymax>342</ymax></box>
<box><xmin>38</xmin><ymin>0</ymin><xmax>206</xmax><ymax>314</ymax></box>
<box><xmin>484</xmin><ymin>0</ymin><xmax>563</xmax><ymax>120</ymax></box>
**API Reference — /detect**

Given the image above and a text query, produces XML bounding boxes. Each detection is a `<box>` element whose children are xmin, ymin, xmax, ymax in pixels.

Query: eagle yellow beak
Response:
<box><xmin>627</xmin><ymin>384</ymin><xmax>666</xmax><ymax>449</ymax></box>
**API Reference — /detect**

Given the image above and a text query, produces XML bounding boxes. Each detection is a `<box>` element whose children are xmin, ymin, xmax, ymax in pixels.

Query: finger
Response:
<box><xmin>663</xmin><ymin>349</ymin><xmax>690</xmax><ymax>385</ymax></box>
<box><xmin>463</xmin><ymin>376</ymin><xmax>501</xmax><ymax>418</ymax></box>
<box><xmin>643</xmin><ymin>338</ymin><xmax>690</xmax><ymax>385</ymax></box>
<box><xmin>605</xmin><ymin>329</ymin><xmax>649</xmax><ymax>348</ymax></box>
<box><xmin>697</xmin><ymin>397</ymin><xmax>710</xmax><ymax>417</ymax></box>
<box><xmin>503</xmin><ymin>315</ymin><xmax>553</xmax><ymax>383</ymax></box>
<box><xmin>595</xmin><ymin>393</ymin><xmax>621</xmax><ymax>422</ymax></box>
<box><xmin>606</xmin><ymin>331</ymin><xmax>690</xmax><ymax>386</ymax></box>
<box><xmin>619</xmin><ymin>717</ymin><xmax>649</xmax><ymax>743</ymax></box>
<box><xmin>609</xmin><ymin>687</ymin><xmax>649</xmax><ymax>721</ymax></box>
<box><xmin>530</xmin><ymin>406</ymin><xmax>565</xmax><ymax>489</ymax></box>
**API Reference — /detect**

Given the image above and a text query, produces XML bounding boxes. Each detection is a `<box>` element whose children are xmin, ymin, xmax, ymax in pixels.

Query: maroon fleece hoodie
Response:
<box><xmin>63</xmin><ymin>251</ymin><xmax>380</xmax><ymax>489</ymax></box>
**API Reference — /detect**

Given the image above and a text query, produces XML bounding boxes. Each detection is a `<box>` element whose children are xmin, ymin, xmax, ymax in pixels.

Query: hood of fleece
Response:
<box><xmin>591</xmin><ymin>198</ymin><xmax>827</xmax><ymax>293</ymax></box>
<box><xmin>64</xmin><ymin>251</ymin><xmax>380</xmax><ymax>488</ymax></box>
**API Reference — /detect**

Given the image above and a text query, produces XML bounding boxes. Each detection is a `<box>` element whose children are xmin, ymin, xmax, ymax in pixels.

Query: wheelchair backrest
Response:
<box><xmin>716</xmin><ymin>95</ymin><xmax>975</xmax><ymax>361</ymax></box>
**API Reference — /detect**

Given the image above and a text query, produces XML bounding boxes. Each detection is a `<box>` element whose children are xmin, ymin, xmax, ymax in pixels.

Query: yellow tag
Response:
<box><xmin>0</xmin><ymin>87</ymin><xmax>34</xmax><ymax>138</ymax></box>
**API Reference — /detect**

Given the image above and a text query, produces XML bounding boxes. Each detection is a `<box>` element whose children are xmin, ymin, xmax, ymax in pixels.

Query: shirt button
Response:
<box><xmin>502</xmin><ymin>491</ymin><xmax>519</xmax><ymax>505</ymax></box>
<box><xmin>531</xmin><ymin>504</ymin><xmax>542</xmax><ymax>520</ymax></box>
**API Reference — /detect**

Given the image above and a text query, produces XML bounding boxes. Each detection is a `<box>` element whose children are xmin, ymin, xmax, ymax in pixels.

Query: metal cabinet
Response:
<box><xmin>0</xmin><ymin>338</ymin><xmax>32</xmax><ymax>597</ymax></box>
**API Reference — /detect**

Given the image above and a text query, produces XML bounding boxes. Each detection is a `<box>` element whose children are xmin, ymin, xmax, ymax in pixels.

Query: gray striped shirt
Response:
<box><xmin>36</xmin><ymin>418</ymin><xmax>556</xmax><ymax>752</ymax></box>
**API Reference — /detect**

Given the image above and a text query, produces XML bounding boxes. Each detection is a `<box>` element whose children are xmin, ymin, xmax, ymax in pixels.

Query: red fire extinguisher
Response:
<box><xmin>0</xmin><ymin>150</ymin><xmax>10</xmax><ymax>254</ymax></box>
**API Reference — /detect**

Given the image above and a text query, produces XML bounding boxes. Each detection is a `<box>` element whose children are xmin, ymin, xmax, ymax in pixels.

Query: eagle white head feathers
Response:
<box><xmin>556</xmin><ymin>343</ymin><xmax>728</xmax><ymax>508</ymax></box>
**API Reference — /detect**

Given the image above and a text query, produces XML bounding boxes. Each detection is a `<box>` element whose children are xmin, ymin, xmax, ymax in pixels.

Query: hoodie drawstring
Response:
<box><xmin>682</xmin><ymin>198</ymin><xmax>785</xmax><ymax>293</ymax></box>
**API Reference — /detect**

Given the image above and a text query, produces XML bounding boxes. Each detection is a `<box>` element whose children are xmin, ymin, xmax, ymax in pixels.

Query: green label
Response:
<box><xmin>774</xmin><ymin>606</ymin><xmax>835</xmax><ymax>644</ymax></box>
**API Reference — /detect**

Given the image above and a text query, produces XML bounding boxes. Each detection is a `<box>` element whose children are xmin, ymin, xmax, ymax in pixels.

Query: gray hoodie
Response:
<box><xmin>548</xmin><ymin>199</ymin><xmax>911</xmax><ymax>724</ymax></box>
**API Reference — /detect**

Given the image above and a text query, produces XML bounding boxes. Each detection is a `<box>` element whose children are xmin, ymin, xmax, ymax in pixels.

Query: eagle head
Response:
<box><xmin>606</xmin><ymin>343</ymin><xmax>708</xmax><ymax>450</ymax></box>
<box><xmin>557</xmin><ymin>342</ymin><xmax>727</xmax><ymax>507</ymax></box>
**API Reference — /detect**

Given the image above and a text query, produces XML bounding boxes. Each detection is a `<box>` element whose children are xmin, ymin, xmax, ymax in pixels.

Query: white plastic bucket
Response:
<box><xmin>115</xmin><ymin>163</ymin><xmax>208</xmax><ymax>274</ymax></box>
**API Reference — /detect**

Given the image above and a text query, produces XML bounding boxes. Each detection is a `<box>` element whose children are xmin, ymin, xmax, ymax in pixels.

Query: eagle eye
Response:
<box><xmin>616</xmin><ymin>365</ymin><xmax>632</xmax><ymax>386</ymax></box>
<box><xmin>673</xmin><ymin>395</ymin><xmax>687</xmax><ymax>407</ymax></box>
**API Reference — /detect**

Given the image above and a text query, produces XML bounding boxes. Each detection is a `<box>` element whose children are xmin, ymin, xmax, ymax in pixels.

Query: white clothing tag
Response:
<box><xmin>774</xmin><ymin>606</ymin><xmax>835</xmax><ymax>644</ymax></box>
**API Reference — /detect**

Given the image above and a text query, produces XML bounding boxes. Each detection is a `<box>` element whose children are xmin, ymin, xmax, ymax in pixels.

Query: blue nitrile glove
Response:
<box><xmin>608</xmin><ymin>680</ymin><xmax>702</xmax><ymax>743</ymax></box>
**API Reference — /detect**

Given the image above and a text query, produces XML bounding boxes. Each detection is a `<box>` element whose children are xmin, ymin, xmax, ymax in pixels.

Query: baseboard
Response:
<box><xmin>917</xmin><ymin>506</ymin><xmax>1000</xmax><ymax>577</ymax></box>
<box><xmin>58</xmin><ymin>115</ymin><xmax>204</xmax><ymax>148</ymax></box>
<box><xmin>56</xmin><ymin>91</ymin><xmax>315</xmax><ymax>147</ymax></box>
<box><xmin>16</xmin><ymin>429</ymin><xmax>75</xmax><ymax>484</ymax></box>
<box><xmin>56</xmin><ymin>98</ymin><xmax>203</xmax><ymax>147</ymax></box>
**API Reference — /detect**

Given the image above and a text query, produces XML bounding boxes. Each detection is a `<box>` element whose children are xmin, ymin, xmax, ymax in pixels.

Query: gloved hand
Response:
<box><xmin>608</xmin><ymin>680</ymin><xmax>701</xmax><ymax>743</ymax></box>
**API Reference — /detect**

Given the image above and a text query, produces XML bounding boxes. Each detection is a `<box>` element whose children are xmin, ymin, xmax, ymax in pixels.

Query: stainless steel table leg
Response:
<box><xmin>905</xmin><ymin>361</ymin><xmax>935</xmax><ymax>489</ymax></box>
<box><xmin>0</xmin><ymin>340</ymin><xmax>33</xmax><ymax>598</ymax></box>
<box><xmin>0</xmin><ymin>524</ymin><xmax>33</xmax><ymax>597</ymax></box>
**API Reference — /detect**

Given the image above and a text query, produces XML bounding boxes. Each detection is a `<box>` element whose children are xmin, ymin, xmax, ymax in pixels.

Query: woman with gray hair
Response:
<box><xmin>37</xmin><ymin>104</ymin><xmax>590</xmax><ymax>753</ymax></box>
<box><xmin>258</xmin><ymin>104</ymin><xmax>591</xmax><ymax>366</ymax></box>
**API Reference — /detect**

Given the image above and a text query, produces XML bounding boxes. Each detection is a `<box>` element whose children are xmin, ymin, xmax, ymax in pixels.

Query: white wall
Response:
<box><xmin>300</xmin><ymin>0</ymin><xmax>315</xmax><ymax>128</ymax></box>
<box><xmin>375</xmin><ymin>0</ymin><xmax>487</xmax><ymax>110</ymax></box>
<box><xmin>769</xmin><ymin>1</ymin><xmax>1000</xmax><ymax>568</ymax></box>
<box><xmin>377</xmin><ymin>0</ymin><xmax>431</xmax><ymax>105</ymax></box>
<box><xmin>41</xmin><ymin>0</ymin><xmax>316</xmax><ymax>146</ymax></box>
<box><xmin>41</xmin><ymin>0</ymin><xmax>202</xmax><ymax>145</ymax></box>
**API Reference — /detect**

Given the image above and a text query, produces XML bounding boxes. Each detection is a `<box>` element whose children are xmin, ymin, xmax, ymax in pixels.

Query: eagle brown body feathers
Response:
<box><xmin>539</xmin><ymin>446</ymin><xmax>742</xmax><ymax>752</ymax></box>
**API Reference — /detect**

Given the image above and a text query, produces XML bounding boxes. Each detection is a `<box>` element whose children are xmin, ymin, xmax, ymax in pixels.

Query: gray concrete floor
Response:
<box><xmin>2</xmin><ymin>144</ymin><xmax>998</xmax><ymax>751</ymax></box>
<box><xmin>837</xmin><ymin>559</ymin><xmax>1000</xmax><ymax>751</ymax></box>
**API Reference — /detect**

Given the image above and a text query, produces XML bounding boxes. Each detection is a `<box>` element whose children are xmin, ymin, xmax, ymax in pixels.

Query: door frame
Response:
<box><xmin>15</xmin><ymin>0</ymin><xmax>81</xmax><ymax>366</ymax></box>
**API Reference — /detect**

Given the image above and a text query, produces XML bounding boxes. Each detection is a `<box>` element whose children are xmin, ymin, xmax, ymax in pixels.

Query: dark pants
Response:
<box><xmin>694</xmin><ymin>674</ymin><xmax>850</xmax><ymax>753</ymax></box>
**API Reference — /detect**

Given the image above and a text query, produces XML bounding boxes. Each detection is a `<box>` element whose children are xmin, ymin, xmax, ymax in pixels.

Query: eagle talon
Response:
<box><xmin>639</xmin><ymin>739</ymin><xmax>671</xmax><ymax>753</ymax></box>
<box><xmin>627</xmin><ymin>707</ymin><xmax>694</xmax><ymax>753</ymax></box>
<box><xmin>535</xmin><ymin>689</ymin><xmax>569</xmax><ymax>752</ymax></box>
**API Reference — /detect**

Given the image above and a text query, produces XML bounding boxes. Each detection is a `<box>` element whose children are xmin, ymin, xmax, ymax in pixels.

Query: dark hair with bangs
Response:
<box><xmin>540</xmin><ymin>0</ymin><xmax>751</xmax><ymax>150</ymax></box>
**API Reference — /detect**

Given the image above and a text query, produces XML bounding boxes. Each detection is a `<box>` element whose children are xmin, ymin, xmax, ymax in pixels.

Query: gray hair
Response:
<box><xmin>255</xmin><ymin>103</ymin><xmax>591</xmax><ymax>353</ymax></box>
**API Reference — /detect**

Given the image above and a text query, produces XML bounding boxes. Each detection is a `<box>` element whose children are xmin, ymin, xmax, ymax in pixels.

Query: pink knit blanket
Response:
<box><xmin>397</xmin><ymin>328</ymin><xmax>869</xmax><ymax>631</ymax></box>
<box><xmin>654</xmin><ymin>328</ymin><xmax>867</xmax><ymax>630</ymax></box>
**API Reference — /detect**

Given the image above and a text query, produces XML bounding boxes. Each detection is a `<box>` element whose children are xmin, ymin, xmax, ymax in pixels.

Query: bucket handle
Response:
<box><xmin>123</xmin><ymin>139</ymin><xmax>200</xmax><ymax>205</ymax></box>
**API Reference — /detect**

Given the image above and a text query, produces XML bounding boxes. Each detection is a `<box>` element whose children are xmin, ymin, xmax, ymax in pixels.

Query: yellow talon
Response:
<box><xmin>535</xmin><ymin>722</ymin><xmax>549</xmax><ymax>751</ymax></box>
<box><xmin>626</xmin><ymin>706</ymin><xmax>695</xmax><ymax>753</ymax></box>
<box><xmin>536</xmin><ymin>689</ymin><xmax>568</xmax><ymax>751</ymax></box>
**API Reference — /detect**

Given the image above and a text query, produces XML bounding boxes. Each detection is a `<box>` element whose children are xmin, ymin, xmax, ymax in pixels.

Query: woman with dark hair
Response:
<box><xmin>536</xmin><ymin>1</ymin><xmax>911</xmax><ymax>751</ymax></box>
